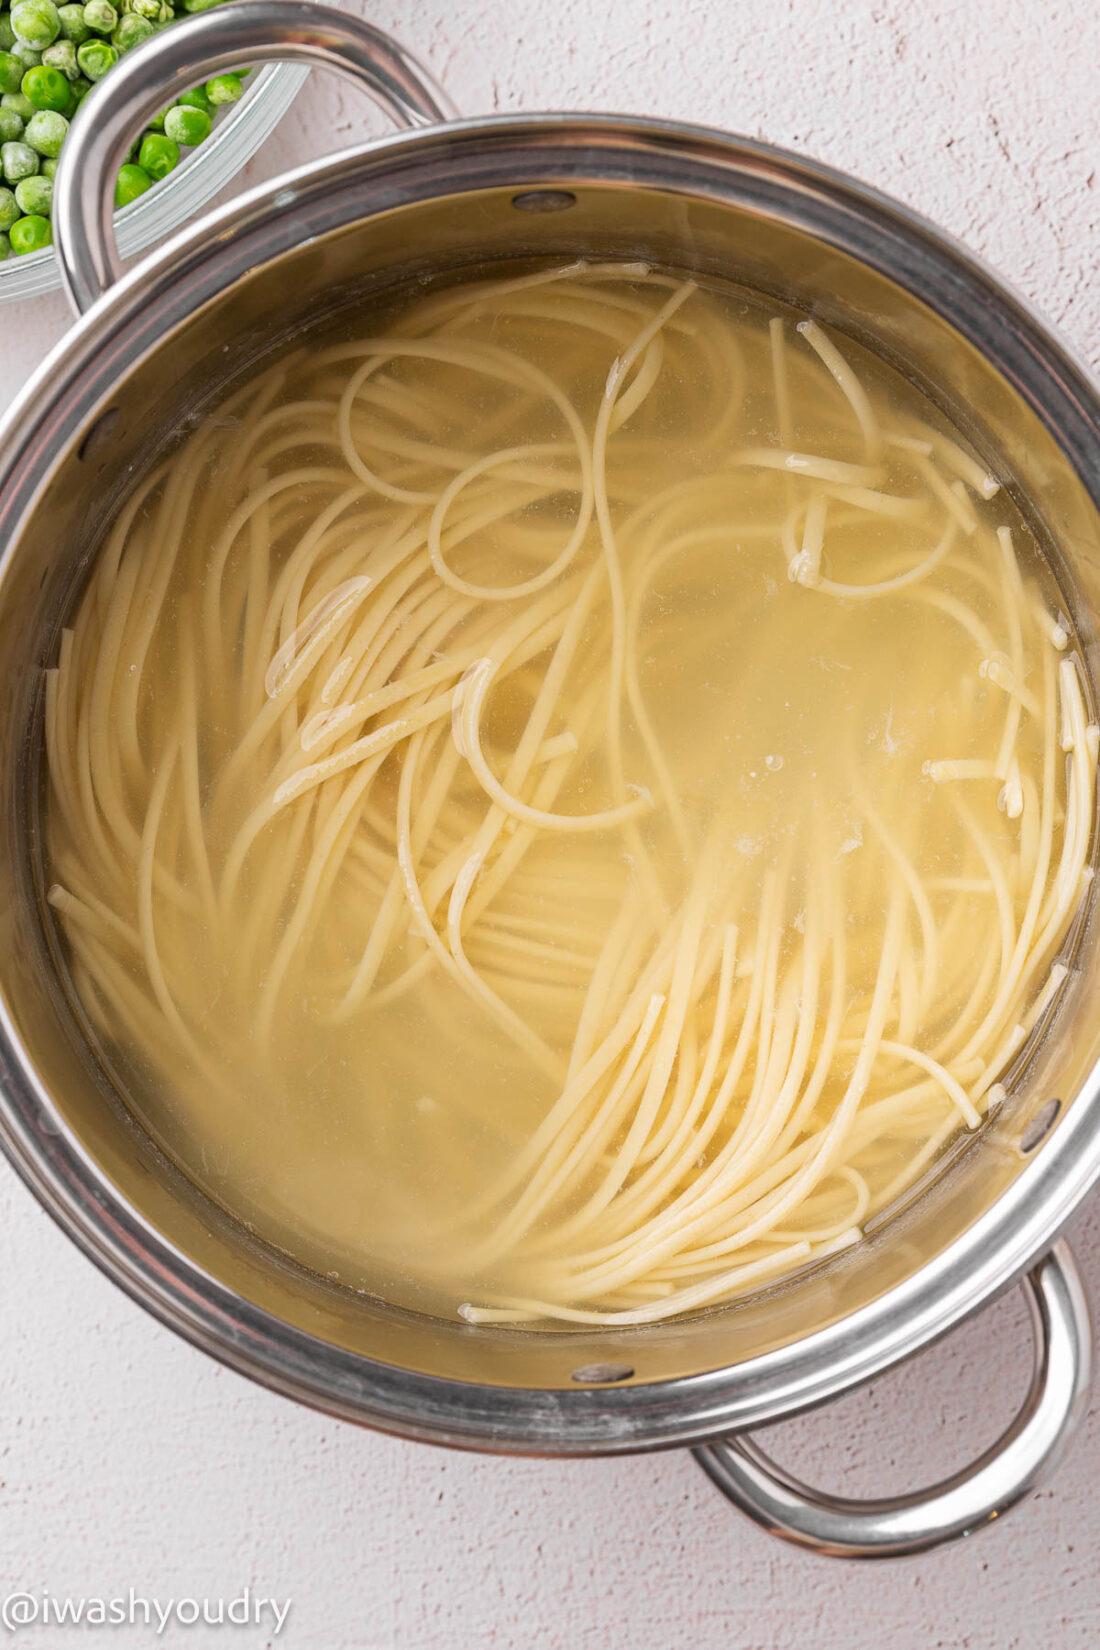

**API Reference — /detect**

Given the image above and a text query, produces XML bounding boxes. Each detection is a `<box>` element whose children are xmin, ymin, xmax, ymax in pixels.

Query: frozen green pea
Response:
<box><xmin>204</xmin><ymin>71</ymin><xmax>241</xmax><ymax>106</ymax></box>
<box><xmin>75</xmin><ymin>34</ymin><xmax>113</xmax><ymax>75</ymax></box>
<box><xmin>41</xmin><ymin>37</ymin><xmax>78</xmax><ymax>78</ymax></box>
<box><xmin>81</xmin><ymin>0</ymin><xmax>116</xmax><ymax>33</ymax></box>
<box><xmin>14</xmin><ymin>169</ymin><xmax>50</xmax><ymax>212</ymax></box>
<box><xmin>9</xmin><ymin>210</ymin><xmax>50</xmax><ymax>252</ymax></box>
<box><xmin>1</xmin><ymin>137</ymin><xmax>38</xmax><ymax>180</ymax></box>
<box><xmin>22</xmin><ymin>61</ymin><xmax>69</xmax><ymax>106</ymax></box>
<box><xmin>177</xmin><ymin>83</ymin><xmax>210</xmax><ymax>112</ymax></box>
<box><xmin>137</xmin><ymin>128</ymin><xmax>176</xmax><ymax>177</ymax></box>
<box><xmin>23</xmin><ymin>106</ymin><xmax>66</xmax><ymax>153</ymax></box>
<box><xmin>0</xmin><ymin>184</ymin><xmax>19</xmax><ymax>229</ymax></box>
<box><xmin>114</xmin><ymin>159</ymin><xmax>149</xmax><ymax>205</ymax></box>
<box><xmin>56</xmin><ymin>1</ymin><xmax>89</xmax><ymax>41</ymax></box>
<box><xmin>163</xmin><ymin>102</ymin><xmax>209</xmax><ymax>145</ymax></box>
<box><xmin>11</xmin><ymin>41</ymin><xmax>43</xmax><ymax>66</ymax></box>
<box><xmin>0</xmin><ymin>19</ymin><xmax>14</xmax><ymax>51</ymax></box>
<box><xmin>40</xmin><ymin>152</ymin><xmax>57</xmax><ymax>175</ymax></box>
<box><xmin>1</xmin><ymin>90</ymin><xmax>36</xmax><ymax>119</ymax></box>
<box><xmin>0</xmin><ymin>106</ymin><xmax>24</xmax><ymax>139</ymax></box>
<box><xmin>112</xmin><ymin>10</ymin><xmax>151</xmax><ymax>49</ymax></box>
<box><xmin>10</xmin><ymin>0</ymin><xmax>61</xmax><ymax>48</ymax></box>
<box><xmin>0</xmin><ymin>232</ymin><xmax>9</xmax><ymax>259</ymax></box>
<box><xmin>0</xmin><ymin>50</ymin><xmax>23</xmax><ymax>92</ymax></box>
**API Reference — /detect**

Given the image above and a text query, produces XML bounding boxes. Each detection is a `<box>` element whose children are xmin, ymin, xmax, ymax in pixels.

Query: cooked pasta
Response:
<box><xmin>43</xmin><ymin>262</ymin><xmax>1096</xmax><ymax>1325</ymax></box>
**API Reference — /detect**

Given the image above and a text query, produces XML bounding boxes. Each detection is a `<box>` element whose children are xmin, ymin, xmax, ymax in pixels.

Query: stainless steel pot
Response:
<box><xmin>1</xmin><ymin>1</ymin><xmax>1098</xmax><ymax>1561</ymax></box>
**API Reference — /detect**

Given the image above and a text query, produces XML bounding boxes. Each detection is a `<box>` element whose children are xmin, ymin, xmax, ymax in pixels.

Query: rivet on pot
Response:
<box><xmin>571</xmin><ymin>1362</ymin><xmax>634</xmax><ymax>1384</ymax></box>
<box><xmin>1020</xmin><ymin>1098</ymin><xmax>1061</xmax><ymax>1155</ymax></box>
<box><xmin>511</xmin><ymin>190</ymin><xmax>578</xmax><ymax>213</ymax></box>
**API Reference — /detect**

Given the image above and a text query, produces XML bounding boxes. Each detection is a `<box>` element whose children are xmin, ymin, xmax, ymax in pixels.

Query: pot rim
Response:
<box><xmin>3</xmin><ymin>109</ymin><xmax>1100</xmax><ymax>1453</ymax></box>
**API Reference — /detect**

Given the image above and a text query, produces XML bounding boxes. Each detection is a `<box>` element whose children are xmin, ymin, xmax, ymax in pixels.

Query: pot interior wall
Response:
<box><xmin>2</xmin><ymin>169</ymin><xmax>1100</xmax><ymax>1395</ymax></box>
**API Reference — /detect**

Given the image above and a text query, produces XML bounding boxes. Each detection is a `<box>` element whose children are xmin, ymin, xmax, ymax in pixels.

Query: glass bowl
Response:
<box><xmin>0</xmin><ymin>59</ymin><xmax>307</xmax><ymax>303</ymax></box>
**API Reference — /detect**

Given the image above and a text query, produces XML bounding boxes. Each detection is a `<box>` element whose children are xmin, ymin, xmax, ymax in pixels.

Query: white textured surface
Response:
<box><xmin>3</xmin><ymin>2</ymin><xmax>1100</xmax><ymax>1644</ymax></box>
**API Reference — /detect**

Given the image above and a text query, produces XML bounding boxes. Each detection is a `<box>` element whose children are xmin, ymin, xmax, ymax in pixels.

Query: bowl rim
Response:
<box><xmin>2</xmin><ymin>108</ymin><xmax>1100</xmax><ymax>1452</ymax></box>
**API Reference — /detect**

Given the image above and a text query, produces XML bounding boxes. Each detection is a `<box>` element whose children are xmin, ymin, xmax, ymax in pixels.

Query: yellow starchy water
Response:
<box><xmin>42</xmin><ymin>264</ymin><xmax>1095</xmax><ymax>1324</ymax></box>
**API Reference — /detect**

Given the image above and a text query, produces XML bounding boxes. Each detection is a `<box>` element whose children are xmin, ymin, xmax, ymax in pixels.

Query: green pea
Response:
<box><xmin>0</xmin><ymin>106</ymin><xmax>24</xmax><ymax>140</ymax></box>
<box><xmin>137</xmin><ymin>128</ymin><xmax>177</xmax><ymax>179</ymax></box>
<box><xmin>114</xmin><ymin>159</ymin><xmax>150</xmax><ymax>205</ymax></box>
<box><xmin>40</xmin><ymin>152</ymin><xmax>57</xmax><ymax>175</ymax></box>
<box><xmin>23</xmin><ymin>106</ymin><xmax>66</xmax><ymax>154</ymax></box>
<box><xmin>0</xmin><ymin>232</ymin><xmax>9</xmax><ymax>259</ymax></box>
<box><xmin>21</xmin><ymin>62</ymin><xmax>69</xmax><ymax>107</ymax></box>
<box><xmin>81</xmin><ymin>0</ymin><xmax>116</xmax><ymax>33</ymax></box>
<box><xmin>0</xmin><ymin>136</ymin><xmax>38</xmax><ymax>180</ymax></box>
<box><xmin>0</xmin><ymin>184</ymin><xmax>19</xmax><ymax>229</ymax></box>
<box><xmin>1</xmin><ymin>90</ymin><xmax>36</xmax><ymax>119</ymax></box>
<box><xmin>14</xmin><ymin>169</ymin><xmax>50</xmax><ymax>213</ymax></box>
<box><xmin>111</xmin><ymin>10</ymin><xmax>151</xmax><ymax>50</ymax></box>
<box><xmin>75</xmin><ymin>34</ymin><xmax>113</xmax><ymax>76</ymax></box>
<box><xmin>163</xmin><ymin>102</ymin><xmax>209</xmax><ymax>146</ymax></box>
<box><xmin>204</xmin><ymin>71</ymin><xmax>241</xmax><ymax>106</ymax></box>
<box><xmin>11</xmin><ymin>41</ymin><xmax>42</xmax><ymax>68</ymax></box>
<box><xmin>56</xmin><ymin>1</ymin><xmax>89</xmax><ymax>41</ymax></box>
<box><xmin>0</xmin><ymin>50</ymin><xmax>23</xmax><ymax>92</ymax></box>
<box><xmin>10</xmin><ymin>0</ymin><xmax>61</xmax><ymax>49</ymax></box>
<box><xmin>0</xmin><ymin>19</ymin><xmax>14</xmax><ymax>51</ymax></box>
<box><xmin>41</xmin><ymin>37</ymin><xmax>79</xmax><ymax>79</ymax></box>
<box><xmin>177</xmin><ymin>83</ymin><xmax>210</xmax><ymax>112</ymax></box>
<box><xmin>9</xmin><ymin>209</ymin><xmax>51</xmax><ymax>251</ymax></box>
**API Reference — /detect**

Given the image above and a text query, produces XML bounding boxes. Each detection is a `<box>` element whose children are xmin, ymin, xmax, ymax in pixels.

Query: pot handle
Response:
<box><xmin>53</xmin><ymin>0</ymin><xmax>457</xmax><ymax>317</ymax></box>
<box><xmin>693</xmin><ymin>1241</ymin><xmax>1091</xmax><ymax>1559</ymax></box>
